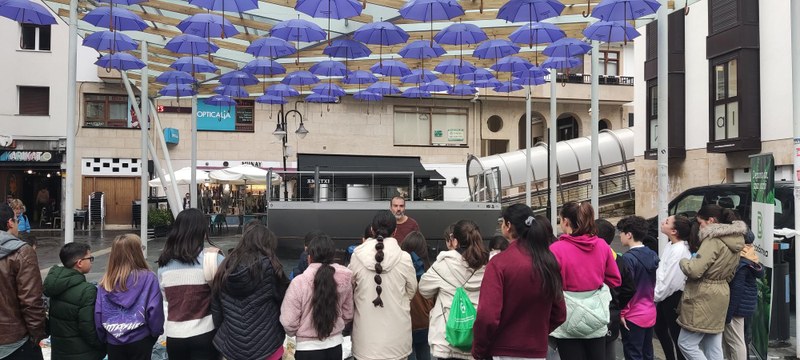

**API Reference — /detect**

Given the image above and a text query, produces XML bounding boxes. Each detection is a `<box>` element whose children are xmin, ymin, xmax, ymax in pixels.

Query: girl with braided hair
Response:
<box><xmin>348</xmin><ymin>210</ymin><xmax>417</xmax><ymax>360</ymax></box>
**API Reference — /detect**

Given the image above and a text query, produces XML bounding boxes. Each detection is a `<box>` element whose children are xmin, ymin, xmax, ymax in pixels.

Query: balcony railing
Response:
<box><xmin>543</xmin><ymin>74</ymin><xmax>634</xmax><ymax>86</ymax></box>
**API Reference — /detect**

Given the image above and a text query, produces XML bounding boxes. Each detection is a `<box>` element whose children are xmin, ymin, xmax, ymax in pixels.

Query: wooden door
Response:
<box><xmin>82</xmin><ymin>177</ymin><xmax>140</xmax><ymax>224</ymax></box>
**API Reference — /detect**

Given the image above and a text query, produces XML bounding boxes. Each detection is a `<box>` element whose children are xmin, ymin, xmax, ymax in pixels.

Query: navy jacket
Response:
<box><xmin>726</xmin><ymin>258</ymin><xmax>764</xmax><ymax>322</ymax></box>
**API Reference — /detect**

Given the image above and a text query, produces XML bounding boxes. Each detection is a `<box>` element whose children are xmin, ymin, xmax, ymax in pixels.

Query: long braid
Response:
<box><xmin>373</xmin><ymin>234</ymin><xmax>385</xmax><ymax>307</ymax></box>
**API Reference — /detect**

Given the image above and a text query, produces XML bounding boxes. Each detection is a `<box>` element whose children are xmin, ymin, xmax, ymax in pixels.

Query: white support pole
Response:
<box><xmin>656</xmin><ymin>0</ymin><xmax>670</xmax><ymax>254</ymax></box>
<box><xmin>64</xmin><ymin>0</ymin><xmax>77</xmax><ymax>243</ymax></box>
<box><xmin>549</xmin><ymin>68</ymin><xmax>558</xmax><ymax>234</ymax></box>
<box><xmin>789</xmin><ymin>1</ymin><xmax>800</xmax><ymax>356</ymax></box>
<box><xmin>191</xmin><ymin>95</ymin><xmax>198</xmax><ymax>208</ymax></box>
<box><xmin>590</xmin><ymin>40</ymin><xmax>600</xmax><ymax>218</ymax></box>
<box><xmin>139</xmin><ymin>41</ymin><xmax>149</xmax><ymax>252</ymax></box>
<box><xmin>149</xmin><ymin>100</ymin><xmax>182</xmax><ymax>214</ymax></box>
<box><xmin>525</xmin><ymin>87</ymin><xmax>532</xmax><ymax>207</ymax></box>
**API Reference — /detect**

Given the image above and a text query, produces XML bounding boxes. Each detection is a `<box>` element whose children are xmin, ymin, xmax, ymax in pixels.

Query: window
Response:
<box><xmin>84</xmin><ymin>94</ymin><xmax>132</xmax><ymax>128</ymax></box>
<box><xmin>712</xmin><ymin>58</ymin><xmax>739</xmax><ymax>141</ymax></box>
<box><xmin>598</xmin><ymin>51</ymin><xmax>619</xmax><ymax>76</ymax></box>
<box><xmin>394</xmin><ymin>107</ymin><xmax>468</xmax><ymax>146</ymax></box>
<box><xmin>20</xmin><ymin>24</ymin><xmax>51</xmax><ymax>51</ymax></box>
<box><xmin>646</xmin><ymin>82</ymin><xmax>658</xmax><ymax>150</ymax></box>
<box><xmin>18</xmin><ymin>86</ymin><xmax>49</xmax><ymax>115</ymax></box>
<box><xmin>671</xmin><ymin>194</ymin><xmax>704</xmax><ymax>216</ymax></box>
<box><xmin>556</xmin><ymin>115</ymin><xmax>579</xmax><ymax>141</ymax></box>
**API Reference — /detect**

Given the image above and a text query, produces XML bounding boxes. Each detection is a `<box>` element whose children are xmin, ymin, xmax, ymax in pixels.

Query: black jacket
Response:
<box><xmin>727</xmin><ymin>258</ymin><xmax>764</xmax><ymax>322</ymax></box>
<box><xmin>211</xmin><ymin>256</ymin><xmax>287</xmax><ymax>360</ymax></box>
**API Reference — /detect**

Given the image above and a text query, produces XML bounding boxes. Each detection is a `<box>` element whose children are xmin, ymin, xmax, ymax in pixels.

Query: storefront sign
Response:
<box><xmin>0</xmin><ymin>150</ymin><xmax>59</xmax><ymax>163</ymax></box>
<box><xmin>750</xmin><ymin>153</ymin><xmax>775</xmax><ymax>360</ymax></box>
<box><xmin>197</xmin><ymin>99</ymin><xmax>236</xmax><ymax>131</ymax></box>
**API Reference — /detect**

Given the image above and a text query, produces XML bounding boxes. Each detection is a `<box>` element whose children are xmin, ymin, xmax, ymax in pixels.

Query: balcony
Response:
<box><xmin>544</xmin><ymin>73</ymin><xmax>635</xmax><ymax>86</ymax></box>
<box><xmin>524</xmin><ymin>74</ymin><xmax>634</xmax><ymax>103</ymax></box>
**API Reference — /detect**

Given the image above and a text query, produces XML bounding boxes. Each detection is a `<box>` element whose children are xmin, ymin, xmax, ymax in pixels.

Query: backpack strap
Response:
<box><xmin>430</xmin><ymin>266</ymin><xmax>477</xmax><ymax>323</ymax></box>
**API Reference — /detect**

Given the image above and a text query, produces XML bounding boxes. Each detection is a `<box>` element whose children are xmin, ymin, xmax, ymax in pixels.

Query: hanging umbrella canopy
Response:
<box><xmin>420</xmin><ymin>79</ymin><xmax>452</xmax><ymax>92</ymax></box>
<box><xmin>353</xmin><ymin>21</ymin><xmax>409</xmax><ymax>45</ymax></box>
<box><xmin>434</xmin><ymin>23</ymin><xmax>487</xmax><ymax>45</ymax></box>
<box><xmin>591</xmin><ymin>0</ymin><xmax>661</xmax><ymax>21</ymax></box>
<box><xmin>282</xmin><ymin>70</ymin><xmax>320</xmax><ymax>85</ymax></box>
<box><xmin>543</xmin><ymin>37</ymin><xmax>591</xmax><ymax>58</ymax></box>
<box><xmin>323</xmin><ymin>39</ymin><xmax>371</xmax><ymax>59</ymax></box>
<box><xmin>165</xmin><ymin>34</ymin><xmax>219</xmax><ymax>55</ymax></box>
<box><xmin>494</xmin><ymin>81</ymin><xmax>523</xmax><ymax>93</ymax></box>
<box><xmin>256</xmin><ymin>94</ymin><xmax>287</xmax><ymax>104</ymax></box>
<box><xmin>266</xmin><ymin>83</ymin><xmax>300</xmax><ymax>97</ymax></box>
<box><xmin>171</xmin><ymin>56</ymin><xmax>218</xmax><ymax>73</ymax></box>
<box><xmin>209</xmin><ymin>164</ymin><xmax>280</xmax><ymax>185</ymax></box>
<box><xmin>449</xmin><ymin>84</ymin><xmax>477</xmax><ymax>96</ymax></box>
<box><xmin>509</xmin><ymin>22</ymin><xmax>566</xmax><ymax>47</ymax></box>
<box><xmin>366</xmin><ymin>81</ymin><xmax>401</xmax><ymax>95</ymax></box>
<box><xmin>497</xmin><ymin>0</ymin><xmax>564</xmax><ymax>23</ymax></box>
<box><xmin>512</xmin><ymin>76</ymin><xmax>546</xmax><ymax>86</ymax></box>
<box><xmin>189</xmin><ymin>0</ymin><xmax>258</xmax><ymax>13</ymax></box>
<box><xmin>399</xmin><ymin>40</ymin><xmax>446</xmax><ymax>59</ymax></box>
<box><xmin>309</xmin><ymin>60</ymin><xmax>347</xmax><ymax>77</ymax></box>
<box><xmin>343</xmin><ymin>70</ymin><xmax>378</xmax><ymax>84</ymax></box>
<box><xmin>149</xmin><ymin>167</ymin><xmax>210</xmax><ymax>187</ymax></box>
<box><xmin>295</xmin><ymin>0</ymin><xmax>362</xmax><ymax>19</ymax></box>
<box><xmin>177</xmin><ymin>13</ymin><xmax>239</xmax><ymax>38</ymax></box>
<box><xmin>95</xmin><ymin>0</ymin><xmax>147</xmax><ymax>4</ymax></box>
<box><xmin>400</xmin><ymin>0</ymin><xmax>464</xmax><ymax>21</ymax></box>
<box><xmin>204</xmin><ymin>95</ymin><xmax>237</xmax><ymax>106</ymax></box>
<box><xmin>491</xmin><ymin>56</ymin><xmax>533</xmax><ymax>73</ymax></box>
<box><xmin>159</xmin><ymin>84</ymin><xmax>196</xmax><ymax>97</ymax></box>
<box><xmin>471</xmin><ymin>78</ymin><xmax>502</xmax><ymax>88</ymax></box>
<box><xmin>306</xmin><ymin>93</ymin><xmax>338</xmax><ymax>103</ymax></box>
<box><xmin>402</xmin><ymin>69</ymin><xmax>438</xmax><ymax>84</ymax></box>
<box><xmin>83</xmin><ymin>6</ymin><xmax>147</xmax><ymax>31</ymax></box>
<box><xmin>219</xmin><ymin>70</ymin><xmax>259</xmax><ymax>86</ymax></box>
<box><xmin>156</xmin><ymin>70</ymin><xmax>195</xmax><ymax>84</ymax></box>
<box><xmin>214</xmin><ymin>85</ymin><xmax>249</xmax><ymax>98</ymax></box>
<box><xmin>370</xmin><ymin>60</ymin><xmax>412</xmax><ymax>77</ymax></box>
<box><xmin>541</xmin><ymin>56</ymin><xmax>582</xmax><ymax>69</ymax></box>
<box><xmin>82</xmin><ymin>30</ymin><xmax>138</xmax><ymax>52</ymax></box>
<box><xmin>95</xmin><ymin>53</ymin><xmax>146</xmax><ymax>71</ymax></box>
<box><xmin>312</xmin><ymin>83</ymin><xmax>347</xmax><ymax>97</ymax></box>
<box><xmin>402</xmin><ymin>87</ymin><xmax>432</xmax><ymax>98</ymax></box>
<box><xmin>246</xmin><ymin>36</ymin><xmax>297</xmax><ymax>58</ymax></box>
<box><xmin>243</xmin><ymin>58</ymin><xmax>286</xmax><ymax>76</ymax></box>
<box><xmin>435</xmin><ymin>58</ymin><xmax>476</xmax><ymax>75</ymax></box>
<box><xmin>473</xmin><ymin>39</ymin><xmax>520</xmax><ymax>59</ymax></box>
<box><xmin>271</xmin><ymin>18</ymin><xmax>327</xmax><ymax>42</ymax></box>
<box><xmin>583</xmin><ymin>20</ymin><xmax>641</xmax><ymax>43</ymax></box>
<box><xmin>353</xmin><ymin>90</ymin><xmax>383</xmax><ymax>101</ymax></box>
<box><xmin>514</xmin><ymin>66</ymin><xmax>548</xmax><ymax>79</ymax></box>
<box><xmin>459</xmin><ymin>68</ymin><xmax>494</xmax><ymax>81</ymax></box>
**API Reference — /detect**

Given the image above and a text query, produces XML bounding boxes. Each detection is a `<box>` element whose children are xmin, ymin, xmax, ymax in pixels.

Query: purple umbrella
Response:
<box><xmin>353</xmin><ymin>90</ymin><xmax>383</xmax><ymax>101</ymax></box>
<box><xmin>306</xmin><ymin>93</ymin><xmax>337</xmax><ymax>103</ymax></box>
<box><xmin>449</xmin><ymin>84</ymin><xmax>477</xmax><ymax>96</ymax></box>
<box><xmin>353</xmin><ymin>21</ymin><xmax>409</xmax><ymax>64</ymax></box>
<box><xmin>402</xmin><ymin>87</ymin><xmax>432</xmax><ymax>98</ymax></box>
<box><xmin>266</xmin><ymin>84</ymin><xmax>300</xmax><ymax>97</ymax></box>
<box><xmin>473</xmin><ymin>39</ymin><xmax>520</xmax><ymax>59</ymax></box>
<box><xmin>189</xmin><ymin>0</ymin><xmax>258</xmax><ymax>13</ymax></box>
<box><xmin>0</xmin><ymin>0</ymin><xmax>56</xmax><ymax>24</ymax></box>
<box><xmin>214</xmin><ymin>85</ymin><xmax>250</xmax><ymax>98</ymax></box>
<box><xmin>366</xmin><ymin>81</ymin><xmax>401</xmax><ymax>95</ymax></box>
<box><xmin>400</xmin><ymin>0</ymin><xmax>464</xmax><ymax>43</ymax></box>
<box><xmin>220</xmin><ymin>70</ymin><xmax>258</xmax><ymax>87</ymax></box>
<box><xmin>342</xmin><ymin>70</ymin><xmax>378</xmax><ymax>85</ymax></box>
<box><xmin>324</xmin><ymin>39</ymin><xmax>371</xmax><ymax>59</ymax></box>
<box><xmin>243</xmin><ymin>59</ymin><xmax>285</xmax><ymax>76</ymax></box>
<box><xmin>402</xmin><ymin>69</ymin><xmax>438</xmax><ymax>84</ymax></box>
<box><xmin>459</xmin><ymin>68</ymin><xmax>494</xmax><ymax>81</ymax></box>
<box><xmin>494</xmin><ymin>81</ymin><xmax>523</xmax><ymax>93</ymax></box>
<box><xmin>82</xmin><ymin>30</ymin><xmax>138</xmax><ymax>53</ymax></box>
<box><xmin>399</xmin><ymin>40</ymin><xmax>446</xmax><ymax>59</ymax></box>
<box><xmin>309</xmin><ymin>60</ymin><xmax>347</xmax><ymax>77</ymax></box>
<box><xmin>513</xmin><ymin>66</ymin><xmax>548</xmax><ymax>79</ymax></box>
<box><xmin>282</xmin><ymin>70</ymin><xmax>320</xmax><ymax>86</ymax></box>
<box><xmin>491</xmin><ymin>56</ymin><xmax>533</xmax><ymax>73</ymax></box>
<box><xmin>95</xmin><ymin>0</ymin><xmax>146</xmax><ymax>5</ymax></box>
<box><xmin>247</xmin><ymin>37</ymin><xmax>296</xmax><ymax>58</ymax></box>
<box><xmin>83</xmin><ymin>6</ymin><xmax>147</xmax><ymax>31</ymax></box>
<box><xmin>171</xmin><ymin>56</ymin><xmax>218</xmax><ymax>74</ymax></box>
<box><xmin>158</xmin><ymin>84</ymin><xmax>196</xmax><ymax>97</ymax></box>
<box><xmin>95</xmin><ymin>52</ymin><xmax>145</xmax><ymax>70</ymax></box>
<box><xmin>165</xmin><ymin>34</ymin><xmax>219</xmax><ymax>55</ymax></box>
<box><xmin>204</xmin><ymin>94</ymin><xmax>236</xmax><ymax>106</ymax></box>
<box><xmin>435</xmin><ymin>22</ymin><xmax>487</xmax><ymax>65</ymax></box>
<box><xmin>497</xmin><ymin>0</ymin><xmax>564</xmax><ymax>23</ymax></box>
<box><xmin>509</xmin><ymin>22</ymin><xmax>565</xmax><ymax>64</ymax></box>
<box><xmin>156</xmin><ymin>70</ymin><xmax>195</xmax><ymax>84</ymax></box>
<box><xmin>312</xmin><ymin>83</ymin><xmax>346</xmax><ymax>97</ymax></box>
<box><xmin>435</xmin><ymin>59</ymin><xmax>476</xmax><ymax>75</ymax></box>
<box><xmin>178</xmin><ymin>13</ymin><xmax>239</xmax><ymax>39</ymax></box>
<box><xmin>271</xmin><ymin>18</ymin><xmax>326</xmax><ymax>42</ymax></box>
<box><xmin>543</xmin><ymin>38</ymin><xmax>591</xmax><ymax>58</ymax></box>
<box><xmin>295</xmin><ymin>0</ymin><xmax>362</xmax><ymax>43</ymax></box>
<box><xmin>591</xmin><ymin>0</ymin><xmax>660</xmax><ymax>21</ymax></box>
<box><xmin>471</xmin><ymin>78</ymin><xmax>502</xmax><ymax>88</ymax></box>
<box><xmin>583</xmin><ymin>20</ymin><xmax>640</xmax><ymax>45</ymax></box>
<box><xmin>256</xmin><ymin>94</ymin><xmax>287</xmax><ymax>104</ymax></box>
<box><xmin>512</xmin><ymin>75</ymin><xmax>546</xmax><ymax>86</ymax></box>
<box><xmin>541</xmin><ymin>56</ymin><xmax>582</xmax><ymax>69</ymax></box>
<box><xmin>420</xmin><ymin>79</ymin><xmax>452</xmax><ymax>93</ymax></box>
<box><xmin>370</xmin><ymin>60</ymin><xmax>411</xmax><ymax>77</ymax></box>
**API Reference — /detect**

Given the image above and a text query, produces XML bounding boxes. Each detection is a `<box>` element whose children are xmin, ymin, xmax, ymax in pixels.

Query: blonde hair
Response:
<box><xmin>9</xmin><ymin>199</ymin><xmax>23</xmax><ymax>210</ymax></box>
<box><xmin>99</xmin><ymin>234</ymin><xmax>151</xmax><ymax>292</ymax></box>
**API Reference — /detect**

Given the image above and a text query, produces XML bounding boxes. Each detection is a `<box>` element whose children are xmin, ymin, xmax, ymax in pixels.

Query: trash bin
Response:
<box><xmin>769</xmin><ymin>241</ymin><xmax>791</xmax><ymax>342</ymax></box>
<box><xmin>132</xmin><ymin>201</ymin><xmax>141</xmax><ymax>228</ymax></box>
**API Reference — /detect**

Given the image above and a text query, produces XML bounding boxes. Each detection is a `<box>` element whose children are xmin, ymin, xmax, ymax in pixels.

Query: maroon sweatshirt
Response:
<box><xmin>472</xmin><ymin>242</ymin><xmax>567</xmax><ymax>360</ymax></box>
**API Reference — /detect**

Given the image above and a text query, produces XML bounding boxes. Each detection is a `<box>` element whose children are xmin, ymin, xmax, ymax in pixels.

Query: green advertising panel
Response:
<box><xmin>750</xmin><ymin>153</ymin><xmax>774</xmax><ymax>360</ymax></box>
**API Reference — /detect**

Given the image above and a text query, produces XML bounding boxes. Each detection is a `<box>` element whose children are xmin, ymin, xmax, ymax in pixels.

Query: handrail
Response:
<box><xmin>543</xmin><ymin>74</ymin><xmax>635</xmax><ymax>86</ymax></box>
<box><xmin>502</xmin><ymin>169</ymin><xmax>636</xmax><ymax>207</ymax></box>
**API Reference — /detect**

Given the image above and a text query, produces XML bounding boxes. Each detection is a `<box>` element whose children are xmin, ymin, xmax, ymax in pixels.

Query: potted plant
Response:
<box><xmin>148</xmin><ymin>208</ymin><xmax>174</xmax><ymax>238</ymax></box>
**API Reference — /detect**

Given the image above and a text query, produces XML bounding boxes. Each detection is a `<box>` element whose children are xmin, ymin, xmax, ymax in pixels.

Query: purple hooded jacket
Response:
<box><xmin>94</xmin><ymin>270</ymin><xmax>164</xmax><ymax>345</ymax></box>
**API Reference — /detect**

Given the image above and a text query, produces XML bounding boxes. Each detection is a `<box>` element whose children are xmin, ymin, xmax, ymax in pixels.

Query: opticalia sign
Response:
<box><xmin>0</xmin><ymin>151</ymin><xmax>59</xmax><ymax>163</ymax></box>
<box><xmin>197</xmin><ymin>99</ymin><xmax>236</xmax><ymax>131</ymax></box>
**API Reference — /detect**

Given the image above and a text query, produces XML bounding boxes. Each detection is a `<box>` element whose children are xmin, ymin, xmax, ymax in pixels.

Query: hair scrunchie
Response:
<box><xmin>524</xmin><ymin>216</ymin><xmax>535</xmax><ymax>227</ymax></box>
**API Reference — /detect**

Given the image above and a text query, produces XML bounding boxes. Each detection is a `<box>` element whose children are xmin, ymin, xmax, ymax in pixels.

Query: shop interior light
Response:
<box><xmin>26</xmin><ymin>170</ymin><xmax>33</xmax><ymax>174</ymax></box>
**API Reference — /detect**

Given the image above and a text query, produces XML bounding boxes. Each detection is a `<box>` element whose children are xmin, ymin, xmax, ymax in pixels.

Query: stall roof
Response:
<box><xmin>298</xmin><ymin>153</ymin><xmax>434</xmax><ymax>179</ymax></box>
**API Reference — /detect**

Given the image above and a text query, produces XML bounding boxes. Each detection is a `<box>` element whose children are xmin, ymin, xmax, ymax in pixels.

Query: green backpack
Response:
<box><xmin>434</xmin><ymin>267</ymin><xmax>477</xmax><ymax>351</ymax></box>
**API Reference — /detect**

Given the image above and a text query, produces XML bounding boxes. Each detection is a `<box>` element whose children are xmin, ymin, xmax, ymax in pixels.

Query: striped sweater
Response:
<box><xmin>158</xmin><ymin>252</ymin><xmax>224</xmax><ymax>338</ymax></box>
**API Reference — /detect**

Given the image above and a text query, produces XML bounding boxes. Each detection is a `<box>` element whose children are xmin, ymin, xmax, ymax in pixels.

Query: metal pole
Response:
<box><xmin>525</xmin><ymin>87</ymin><xmax>532</xmax><ymax>207</ymax></box>
<box><xmin>191</xmin><ymin>95</ymin><xmax>198</xmax><ymax>208</ymax></box>
<box><xmin>549</xmin><ymin>68</ymin><xmax>558</xmax><ymax>234</ymax></box>
<box><xmin>149</xmin><ymin>100</ymin><xmax>182</xmax><ymax>213</ymax></box>
<box><xmin>590</xmin><ymin>40</ymin><xmax>600</xmax><ymax>218</ymax></box>
<box><xmin>657</xmin><ymin>0</ymin><xmax>670</xmax><ymax>254</ymax></box>
<box><xmin>140</xmin><ymin>42</ymin><xmax>149</xmax><ymax>253</ymax></box>
<box><xmin>789</xmin><ymin>1</ymin><xmax>800</xmax><ymax>355</ymax></box>
<box><xmin>281</xmin><ymin>105</ymin><xmax>289</xmax><ymax>201</ymax></box>
<box><xmin>64</xmin><ymin>0</ymin><xmax>77</xmax><ymax>243</ymax></box>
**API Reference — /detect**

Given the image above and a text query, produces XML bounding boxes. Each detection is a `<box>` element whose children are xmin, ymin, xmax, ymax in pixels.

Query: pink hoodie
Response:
<box><xmin>550</xmin><ymin>234</ymin><xmax>622</xmax><ymax>292</ymax></box>
<box><xmin>279</xmin><ymin>263</ymin><xmax>354</xmax><ymax>344</ymax></box>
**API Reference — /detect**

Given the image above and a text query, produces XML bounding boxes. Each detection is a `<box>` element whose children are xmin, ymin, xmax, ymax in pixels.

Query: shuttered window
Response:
<box><xmin>18</xmin><ymin>86</ymin><xmax>49</xmax><ymax>115</ymax></box>
<box><xmin>710</xmin><ymin>0</ymin><xmax>738</xmax><ymax>34</ymax></box>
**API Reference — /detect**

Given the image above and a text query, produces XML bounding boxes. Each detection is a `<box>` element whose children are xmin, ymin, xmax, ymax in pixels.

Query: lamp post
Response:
<box><xmin>272</xmin><ymin>103</ymin><xmax>307</xmax><ymax>201</ymax></box>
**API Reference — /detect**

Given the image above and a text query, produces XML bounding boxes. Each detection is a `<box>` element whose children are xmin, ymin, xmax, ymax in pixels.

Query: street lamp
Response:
<box><xmin>272</xmin><ymin>103</ymin><xmax>307</xmax><ymax>200</ymax></box>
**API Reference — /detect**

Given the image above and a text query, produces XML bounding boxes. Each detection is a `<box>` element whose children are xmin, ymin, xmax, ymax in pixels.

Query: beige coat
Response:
<box><xmin>678</xmin><ymin>221</ymin><xmax>746</xmax><ymax>334</ymax></box>
<box><xmin>418</xmin><ymin>250</ymin><xmax>486</xmax><ymax>360</ymax></box>
<box><xmin>348</xmin><ymin>237</ymin><xmax>417</xmax><ymax>360</ymax></box>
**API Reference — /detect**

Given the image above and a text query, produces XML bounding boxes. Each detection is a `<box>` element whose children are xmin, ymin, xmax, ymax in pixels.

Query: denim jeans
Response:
<box><xmin>409</xmin><ymin>329</ymin><xmax>430</xmax><ymax>360</ymax></box>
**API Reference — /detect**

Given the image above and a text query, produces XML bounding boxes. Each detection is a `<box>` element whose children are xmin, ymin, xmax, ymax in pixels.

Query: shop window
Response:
<box><xmin>646</xmin><ymin>81</ymin><xmax>658</xmax><ymax>151</ymax></box>
<box><xmin>598</xmin><ymin>50</ymin><xmax>619</xmax><ymax>76</ymax></box>
<box><xmin>556</xmin><ymin>115</ymin><xmax>579</xmax><ymax>141</ymax></box>
<box><xmin>20</xmin><ymin>24</ymin><xmax>51</xmax><ymax>51</ymax></box>
<box><xmin>711</xmin><ymin>58</ymin><xmax>739</xmax><ymax>141</ymax></box>
<box><xmin>394</xmin><ymin>107</ymin><xmax>468</xmax><ymax>146</ymax></box>
<box><xmin>517</xmin><ymin>113</ymin><xmax>545</xmax><ymax>149</ymax></box>
<box><xmin>84</xmin><ymin>94</ymin><xmax>134</xmax><ymax>128</ymax></box>
<box><xmin>18</xmin><ymin>86</ymin><xmax>49</xmax><ymax>115</ymax></box>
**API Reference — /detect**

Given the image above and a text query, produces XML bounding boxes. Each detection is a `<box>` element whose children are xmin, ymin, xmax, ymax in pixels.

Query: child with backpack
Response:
<box><xmin>419</xmin><ymin>220</ymin><xmax>488</xmax><ymax>360</ymax></box>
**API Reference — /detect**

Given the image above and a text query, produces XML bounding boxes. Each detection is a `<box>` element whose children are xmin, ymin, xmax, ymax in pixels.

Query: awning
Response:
<box><xmin>298</xmin><ymin>154</ymin><xmax>434</xmax><ymax>180</ymax></box>
<box><xmin>426</xmin><ymin>170</ymin><xmax>446</xmax><ymax>183</ymax></box>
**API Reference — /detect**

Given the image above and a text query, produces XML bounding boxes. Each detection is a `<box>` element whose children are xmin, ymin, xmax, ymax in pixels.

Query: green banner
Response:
<box><xmin>750</xmin><ymin>153</ymin><xmax>775</xmax><ymax>360</ymax></box>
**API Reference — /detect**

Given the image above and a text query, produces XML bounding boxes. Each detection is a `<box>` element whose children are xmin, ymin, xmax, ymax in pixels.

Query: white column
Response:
<box><xmin>525</xmin><ymin>87</ymin><xmax>532</xmax><ymax>207</ymax></box>
<box><xmin>149</xmin><ymin>101</ymin><xmax>182</xmax><ymax>216</ymax></box>
<box><xmin>64</xmin><ymin>0</ymin><xmax>78</xmax><ymax>243</ymax></box>
<box><xmin>140</xmin><ymin>41</ymin><xmax>149</xmax><ymax>253</ymax></box>
<box><xmin>590</xmin><ymin>40</ymin><xmax>600</xmax><ymax>218</ymax></box>
<box><xmin>549</xmin><ymin>68</ymin><xmax>558</xmax><ymax>234</ymax></box>
<box><xmin>191</xmin><ymin>95</ymin><xmax>198</xmax><ymax>208</ymax></box>
<box><xmin>656</xmin><ymin>0</ymin><xmax>670</xmax><ymax>254</ymax></box>
<box><xmin>789</xmin><ymin>1</ymin><xmax>800</xmax><ymax>356</ymax></box>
